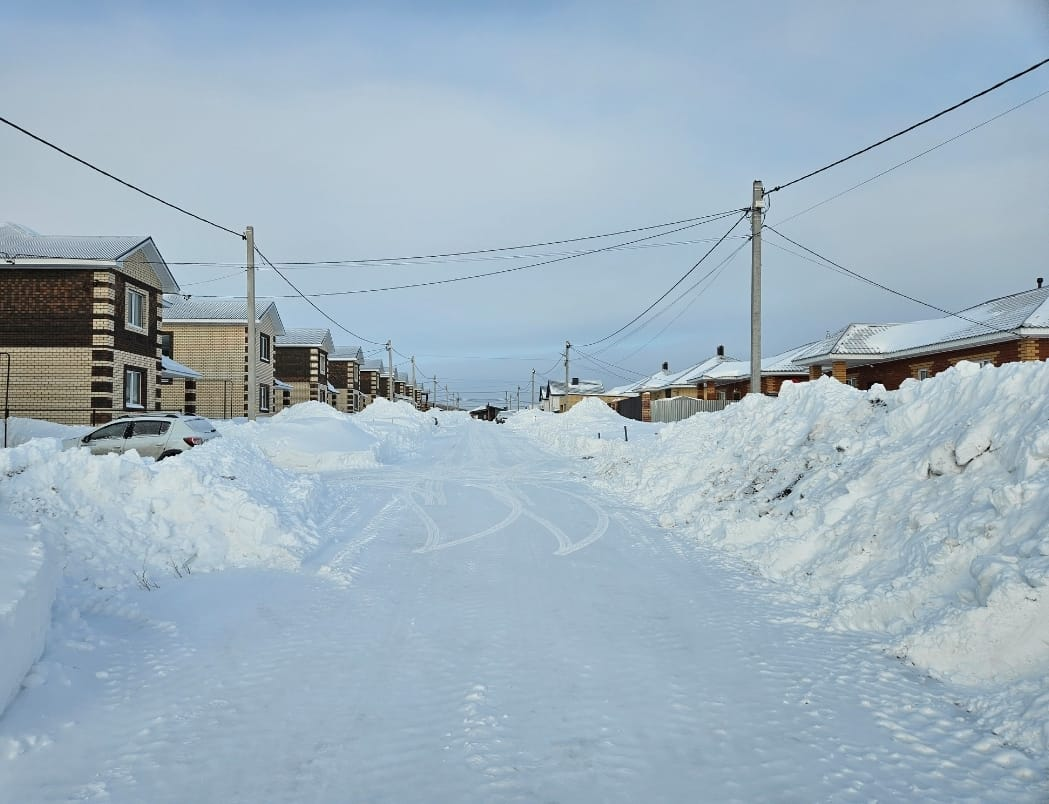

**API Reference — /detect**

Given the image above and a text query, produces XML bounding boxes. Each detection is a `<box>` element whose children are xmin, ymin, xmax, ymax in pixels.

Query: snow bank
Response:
<box><xmin>225</xmin><ymin>402</ymin><xmax>382</xmax><ymax>471</ymax></box>
<box><xmin>509</xmin><ymin>362</ymin><xmax>1049</xmax><ymax>755</ymax></box>
<box><xmin>0</xmin><ymin>514</ymin><xmax>58</xmax><ymax>718</ymax></box>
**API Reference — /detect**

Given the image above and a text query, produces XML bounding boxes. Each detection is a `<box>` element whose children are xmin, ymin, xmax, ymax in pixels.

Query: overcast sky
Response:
<box><xmin>3</xmin><ymin>1</ymin><xmax>1048</xmax><ymax>406</ymax></box>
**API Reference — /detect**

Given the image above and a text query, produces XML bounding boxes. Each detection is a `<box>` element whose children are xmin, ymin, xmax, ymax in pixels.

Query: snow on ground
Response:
<box><xmin>0</xmin><ymin>365</ymin><xmax>1047</xmax><ymax>800</ymax></box>
<box><xmin>508</xmin><ymin>360</ymin><xmax>1049</xmax><ymax>756</ymax></box>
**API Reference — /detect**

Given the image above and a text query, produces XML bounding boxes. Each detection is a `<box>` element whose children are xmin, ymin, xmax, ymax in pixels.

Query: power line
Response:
<box><xmin>202</xmin><ymin>211</ymin><xmax>744</xmax><ymax>298</ymax></box>
<box><xmin>774</xmin><ymin>87</ymin><xmax>1049</xmax><ymax>227</ymax></box>
<box><xmin>0</xmin><ymin>115</ymin><xmax>243</xmax><ymax>239</ymax></box>
<box><xmin>582</xmin><ymin>212</ymin><xmax>748</xmax><ymax>348</ymax></box>
<box><xmin>768</xmin><ymin>56</ymin><xmax>1049</xmax><ymax>195</ymax></box>
<box><xmin>762</xmin><ymin>226</ymin><xmax>1021</xmax><ymax>338</ymax></box>
<box><xmin>252</xmin><ymin>242</ymin><xmax>384</xmax><ymax>346</ymax></box>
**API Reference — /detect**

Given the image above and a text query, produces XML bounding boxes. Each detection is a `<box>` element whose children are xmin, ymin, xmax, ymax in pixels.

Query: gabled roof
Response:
<box><xmin>277</xmin><ymin>328</ymin><xmax>334</xmax><ymax>352</ymax></box>
<box><xmin>1</xmin><ymin>222</ymin><xmax>179</xmax><ymax>293</ymax></box>
<box><xmin>667</xmin><ymin>353</ymin><xmax>738</xmax><ymax>387</ymax></box>
<box><xmin>360</xmin><ymin>359</ymin><xmax>383</xmax><ymax>372</ymax></box>
<box><xmin>547</xmin><ymin>379</ymin><xmax>605</xmax><ymax>396</ymax></box>
<box><xmin>162</xmin><ymin>296</ymin><xmax>286</xmax><ymax>335</ymax></box>
<box><xmin>329</xmin><ymin>345</ymin><xmax>364</xmax><ymax>362</ymax></box>
<box><xmin>794</xmin><ymin>286</ymin><xmax>1049</xmax><ymax>364</ymax></box>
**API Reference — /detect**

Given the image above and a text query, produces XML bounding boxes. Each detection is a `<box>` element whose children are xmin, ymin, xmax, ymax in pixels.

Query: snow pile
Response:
<box><xmin>225</xmin><ymin>402</ymin><xmax>381</xmax><ymax>471</ymax></box>
<box><xmin>1</xmin><ymin>417</ymin><xmax>84</xmax><ymax>447</ymax></box>
<box><xmin>508</xmin><ymin>362</ymin><xmax>1049</xmax><ymax>754</ymax></box>
<box><xmin>0</xmin><ymin>514</ymin><xmax>58</xmax><ymax>719</ymax></box>
<box><xmin>354</xmin><ymin>398</ymin><xmax>441</xmax><ymax>462</ymax></box>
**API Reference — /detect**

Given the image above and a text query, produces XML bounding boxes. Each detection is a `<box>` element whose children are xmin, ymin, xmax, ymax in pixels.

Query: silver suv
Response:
<box><xmin>64</xmin><ymin>413</ymin><xmax>221</xmax><ymax>460</ymax></box>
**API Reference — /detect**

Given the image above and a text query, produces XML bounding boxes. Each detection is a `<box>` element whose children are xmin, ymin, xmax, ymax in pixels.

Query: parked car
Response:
<box><xmin>63</xmin><ymin>413</ymin><xmax>221</xmax><ymax>460</ymax></box>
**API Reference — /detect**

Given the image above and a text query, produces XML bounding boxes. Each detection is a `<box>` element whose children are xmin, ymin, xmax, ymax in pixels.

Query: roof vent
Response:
<box><xmin>1039</xmin><ymin>277</ymin><xmax>1044</xmax><ymax>289</ymax></box>
<box><xmin>661</xmin><ymin>361</ymin><xmax>669</xmax><ymax>372</ymax></box>
<box><xmin>571</xmin><ymin>377</ymin><xmax>579</xmax><ymax>386</ymax></box>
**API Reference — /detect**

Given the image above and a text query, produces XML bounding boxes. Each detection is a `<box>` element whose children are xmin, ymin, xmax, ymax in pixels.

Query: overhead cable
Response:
<box><xmin>768</xmin><ymin>56</ymin><xmax>1049</xmax><ymax>195</ymax></box>
<box><xmin>582</xmin><ymin>212</ymin><xmax>749</xmax><ymax>348</ymax></box>
<box><xmin>0</xmin><ymin>115</ymin><xmax>243</xmax><ymax>238</ymax></box>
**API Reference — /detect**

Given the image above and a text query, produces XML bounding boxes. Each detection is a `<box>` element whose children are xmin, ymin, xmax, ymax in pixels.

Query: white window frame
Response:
<box><xmin>318</xmin><ymin>351</ymin><xmax>327</xmax><ymax>375</ymax></box>
<box><xmin>124</xmin><ymin>367</ymin><xmax>145</xmax><ymax>409</ymax></box>
<box><xmin>259</xmin><ymin>333</ymin><xmax>271</xmax><ymax>363</ymax></box>
<box><xmin>918</xmin><ymin>368</ymin><xmax>930</xmax><ymax>380</ymax></box>
<box><xmin>259</xmin><ymin>383</ymin><xmax>271</xmax><ymax>413</ymax></box>
<box><xmin>126</xmin><ymin>287</ymin><xmax>147</xmax><ymax>331</ymax></box>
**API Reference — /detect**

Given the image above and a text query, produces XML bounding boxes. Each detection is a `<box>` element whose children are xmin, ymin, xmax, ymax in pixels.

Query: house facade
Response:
<box><xmin>794</xmin><ymin>284</ymin><xmax>1049</xmax><ymax>389</ymax></box>
<box><xmin>328</xmin><ymin>345</ymin><xmax>364</xmax><ymax>413</ymax></box>
<box><xmin>538</xmin><ymin>378</ymin><xmax>606</xmax><ymax>413</ymax></box>
<box><xmin>0</xmin><ymin>222</ymin><xmax>179</xmax><ymax>425</ymax></box>
<box><xmin>274</xmin><ymin>328</ymin><xmax>335</xmax><ymax>406</ymax></box>
<box><xmin>159</xmin><ymin>298</ymin><xmax>285</xmax><ymax>418</ymax></box>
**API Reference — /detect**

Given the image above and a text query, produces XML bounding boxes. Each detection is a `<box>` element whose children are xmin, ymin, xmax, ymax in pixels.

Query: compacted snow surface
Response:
<box><xmin>0</xmin><ymin>367</ymin><xmax>1047</xmax><ymax>802</ymax></box>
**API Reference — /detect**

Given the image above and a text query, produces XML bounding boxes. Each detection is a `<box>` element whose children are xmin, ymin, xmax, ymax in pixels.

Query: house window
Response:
<box><xmin>318</xmin><ymin>352</ymin><xmax>327</xmax><ymax>375</ymax></box>
<box><xmin>846</xmin><ymin>377</ymin><xmax>858</xmax><ymax>388</ymax></box>
<box><xmin>124</xmin><ymin>366</ymin><xmax>146</xmax><ymax>409</ymax></box>
<box><xmin>259</xmin><ymin>333</ymin><xmax>271</xmax><ymax>363</ymax></box>
<box><xmin>318</xmin><ymin>385</ymin><xmax>327</xmax><ymax>404</ymax></box>
<box><xmin>159</xmin><ymin>331</ymin><xmax>173</xmax><ymax>358</ymax></box>
<box><xmin>126</xmin><ymin>287</ymin><xmax>147</xmax><ymax>331</ymax></box>
<box><xmin>918</xmin><ymin>369</ymin><xmax>930</xmax><ymax>380</ymax></box>
<box><xmin>259</xmin><ymin>383</ymin><xmax>271</xmax><ymax>413</ymax></box>
<box><xmin>978</xmin><ymin>359</ymin><xmax>993</xmax><ymax>367</ymax></box>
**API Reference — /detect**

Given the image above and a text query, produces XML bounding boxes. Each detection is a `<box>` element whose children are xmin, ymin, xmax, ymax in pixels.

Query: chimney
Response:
<box><xmin>1039</xmin><ymin>277</ymin><xmax>1044</xmax><ymax>289</ymax></box>
<box><xmin>571</xmin><ymin>377</ymin><xmax>579</xmax><ymax>386</ymax></box>
<box><xmin>661</xmin><ymin>361</ymin><xmax>669</xmax><ymax>372</ymax></box>
<box><xmin>716</xmin><ymin>344</ymin><xmax>724</xmax><ymax>357</ymax></box>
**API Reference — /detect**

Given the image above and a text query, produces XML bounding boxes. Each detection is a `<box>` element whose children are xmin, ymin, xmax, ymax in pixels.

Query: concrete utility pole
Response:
<box><xmin>432</xmin><ymin>376</ymin><xmax>437</xmax><ymax>409</ymax></box>
<box><xmin>563</xmin><ymin>340</ymin><xmax>571</xmax><ymax>413</ymax></box>
<box><xmin>410</xmin><ymin>356</ymin><xmax>416</xmax><ymax>407</ymax></box>
<box><xmin>750</xmin><ymin>180</ymin><xmax>763</xmax><ymax>397</ymax></box>
<box><xmin>531</xmin><ymin>368</ymin><xmax>536</xmax><ymax>409</ymax></box>
<box><xmin>386</xmin><ymin>341</ymin><xmax>394</xmax><ymax>401</ymax></box>
<box><xmin>245</xmin><ymin>226</ymin><xmax>257</xmax><ymax>421</ymax></box>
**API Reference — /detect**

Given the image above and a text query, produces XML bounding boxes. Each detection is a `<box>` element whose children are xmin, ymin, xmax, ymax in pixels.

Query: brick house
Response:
<box><xmin>159</xmin><ymin>297</ymin><xmax>285</xmax><ymax>418</ymax></box>
<box><xmin>538</xmin><ymin>379</ymin><xmax>605</xmax><ymax>413</ymax></box>
<box><xmin>274</xmin><ymin>328</ymin><xmax>335</xmax><ymax>406</ymax></box>
<box><xmin>0</xmin><ymin>222</ymin><xmax>180</xmax><ymax>425</ymax></box>
<box><xmin>328</xmin><ymin>345</ymin><xmax>364</xmax><ymax>413</ymax></box>
<box><xmin>358</xmin><ymin>359</ymin><xmax>383</xmax><ymax>407</ymax></box>
<box><xmin>793</xmin><ymin>283</ymin><xmax>1049</xmax><ymax>389</ymax></box>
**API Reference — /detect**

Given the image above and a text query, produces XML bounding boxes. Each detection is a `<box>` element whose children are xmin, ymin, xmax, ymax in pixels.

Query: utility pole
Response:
<box><xmin>444</xmin><ymin>384</ymin><xmax>449</xmax><ymax>409</ymax></box>
<box><xmin>750</xmin><ymin>180</ymin><xmax>763</xmax><ymax>397</ymax></box>
<box><xmin>245</xmin><ymin>226</ymin><xmax>257</xmax><ymax>421</ymax></box>
<box><xmin>516</xmin><ymin>386</ymin><xmax>521</xmax><ymax>411</ymax></box>
<box><xmin>410</xmin><ymin>356</ymin><xmax>416</xmax><ymax>408</ymax></box>
<box><xmin>386</xmin><ymin>340</ymin><xmax>394</xmax><ymax>401</ymax></box>
<box><xmin>531</xmin><ymin>368</ymin><xmax>536</xmax><ymax>409</ymax></box>
<box><xmin>432</xmin><ymin>376</ymin><xmax>437</xmax><ymax>410</ymax></box>
<box><xmin>564</xmin><ymin>340</ymin><xmax>571</xmax><ymax>413</ymax></box>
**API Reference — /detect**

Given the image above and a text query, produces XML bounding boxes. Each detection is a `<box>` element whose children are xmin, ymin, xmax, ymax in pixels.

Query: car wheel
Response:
<box><xmin>157</xmin><ymin>450</ymin><xmax>182</xmax><ymax>461</ymax></box>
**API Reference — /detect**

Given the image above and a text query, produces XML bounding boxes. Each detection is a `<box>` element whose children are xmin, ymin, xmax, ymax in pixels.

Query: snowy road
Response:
<box><xmin>1</xmin><ymin>417</ymin><xmax>1043</xmax><ymax>801</ymax></box>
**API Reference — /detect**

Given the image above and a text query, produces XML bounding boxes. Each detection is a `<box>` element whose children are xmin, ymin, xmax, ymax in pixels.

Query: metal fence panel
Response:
<box><xmin>650</xmin><ymin>396</ymin><xmax>730</xmax><ymax>423</ymax></box>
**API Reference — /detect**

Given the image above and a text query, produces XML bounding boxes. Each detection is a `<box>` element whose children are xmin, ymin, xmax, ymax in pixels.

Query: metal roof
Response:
<box><xmin>162</xmin><ymin>297</ymin><xmax>285</xmax><ymax>334</ymax></box>
<box><xmin>360</xmin><ymin>359</ymin><xmax>384</xmax><ymax>372</ymax></box>
<box><xmin>0</xmin><ymin>223</ymin><xmax>179</xmax><ymax>293</ymax></box>
<box><xmin>277</xmin><ymin>328</ymin><xmax>334</xmax><ymax>351</ymax></box>
<box><xmin>329</xmin><ymin>345</ymin><xmax>364</xmax><ymax>361</ymax></box>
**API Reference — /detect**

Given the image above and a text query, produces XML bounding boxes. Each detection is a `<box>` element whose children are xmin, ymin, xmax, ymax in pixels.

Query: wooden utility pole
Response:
<box><xmin>386</xmin><ymin>341</ymin><xmax>394</xmax><ymax>401</ymax></box>
<box><xmin>531</xmin><ymin>368</ymin><xmax>536</xmax><ymax>409</ymax></box>
<box><xmin>410</xmin><ymin>356</ymin><xmax>416</xmax><ymax>407</ymax></box>
<box><xmin>750</xmin><ymin>180</ymin><xmax>763</xmax><ymax>397</ymax></box>
<box><xmin>245</xmin><ymin>226</ymin><xmax>257</xmax><ymax>421</ymax></box>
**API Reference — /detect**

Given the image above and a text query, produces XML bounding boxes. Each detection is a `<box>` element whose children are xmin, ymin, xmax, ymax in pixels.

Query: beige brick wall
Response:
<box><xmin>1</xmin><ymin>346</ymin><xmax>98</xmax><ymax>425</ymax></box>
<box><xmin>120</xmin><ymin>249</ymin><xmax>163</xmax><ymax>290</ymax></box>
<box><xmin>160</xmin><ymin>321</ymin><xmax>279</xmax><ymax>419</ymax></box>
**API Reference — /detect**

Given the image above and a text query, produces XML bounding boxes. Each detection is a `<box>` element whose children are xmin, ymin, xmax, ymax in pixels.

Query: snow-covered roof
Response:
<box><xmin>329</xmin><ymin>345</ymin><xmax>364</xmax><ymax>362</ymax></box>
<box><xmin>273</xmin><ymin>377</ymin><xmax>293</xmax><ymax>391</ymax></box>
<box><xmin>276</xmin><ymin>328</ymin><xmax>334</xmax><ymax>352</ymax></box>
<box><xmin>360</xmin><ymin>359</ymin><xmax>383</xmax><ymax>372</ymax></box>
<box><xmin>794</xmin><ymin>286</ymin><xmax>1049</xmax><ymax>364</ymax></box>
<box><xmin>162</xmin><ymin>297</ymin><xmax>285</xmax><ymax>334</ymax></box>
<box><xmin>159</xmin><ymin>355</ymin><xmax>202</xmax><ymax>380</ymax></box>
<box><xmin>547</xmin><ymin>379</ymin><xmax>605</xmax><ymax>396</ymax></box>
<box><xmin>326</xmin><ymin>382</ymin><xmax>337</xmax><ymax>394</ymax></box>
<box><xmin>0</xmin><ymin>223</ymin><xmax>179</xmax><ymax>293</ymax></box>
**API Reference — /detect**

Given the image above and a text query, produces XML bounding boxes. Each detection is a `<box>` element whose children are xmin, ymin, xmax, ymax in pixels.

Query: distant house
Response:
<box><xmin>275</xmin><ymin>328</ymin><xmax>335</xmax><ymax>406</ymax></box>
<box><xmin>160</xmin><ymin>297</ymin><xmax>285</xmax><ymax>417</ymax></box>
<box><xmin>793</xmin><ymin>283</ymin><xmax>1049</xmax><ymax>389</ymax></box>
<box><xmin>328</xmin><ymin>345</ymin><xmax>364</xmax><ymax>413</ymax></box>
<box><xmin>358</xmin><ymin>359</ymin><xmax>383</xmax><ymax>407</ymax></box>
<box><xmin>538</xmin><ymin>378</ymin><xmax>606</xmax><ymax>413</ymax></box>
<box><xmin>469</xmin><ymin>404</ymin><xmax>504</xmax><ymax>422</ymax></box>
<box><xmin>0</xmin><ymin>222</ymin><xmax>179</xmax><ymax>424</ymax></box>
